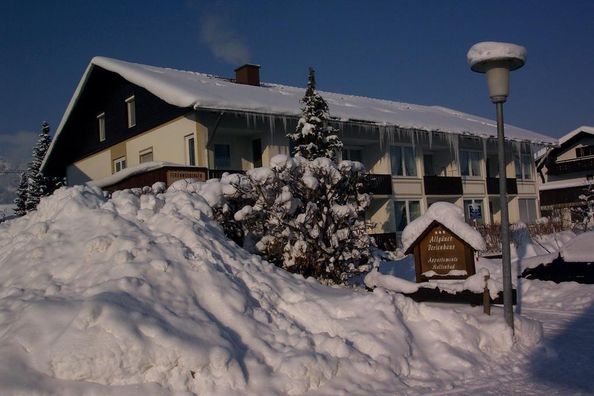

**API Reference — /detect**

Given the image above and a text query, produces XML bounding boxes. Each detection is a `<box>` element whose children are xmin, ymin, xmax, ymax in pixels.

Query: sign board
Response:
<box><xmin>406</xmin><ymin>221</ymin><xmax>476</xmax><ymax>282</ymax></box>
<box><xmin>167</xmin><ymin>169</ymin><xmax>207</xmax><ymax>185</ymax></box>
<box><xmin>469</xmin><ymin>204</ymin><xmax>482</xmax><ymax>220</ymax></box>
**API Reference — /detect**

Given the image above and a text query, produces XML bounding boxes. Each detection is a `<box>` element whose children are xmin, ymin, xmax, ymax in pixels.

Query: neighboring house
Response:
<box><xmin>41</xmin><ymin>57</ymin><xmax>556</xmax><ymax>246</ymax></box>
<box><xmin>538</xmin><ymin>126</ymin><xmax>594</xmax><ymax>224</ymax></box>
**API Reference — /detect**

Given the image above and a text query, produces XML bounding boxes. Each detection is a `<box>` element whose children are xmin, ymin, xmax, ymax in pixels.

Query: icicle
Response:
<box><xmin>428</xmin><ymin>131</ymin><xmax>433</xmax><ymax>150</ymax></box>
<box><xmin>482</xmin><ymin>136</ymin><xmax>487</xmax><ymax>165</ymax></box>
<box><xmin>268</xmin><ymin>115</ymin><xmax>275</xmax><ymax>146</ymax></box>
<box><xmin>282</xmin><ymin>116</ymin><xmax>288</xmax><ymax>135</ymax></box>
<box><xmin>512</xmin><ymin>140</ymin><xmax>521</xmax><ymax>156</ymax></box>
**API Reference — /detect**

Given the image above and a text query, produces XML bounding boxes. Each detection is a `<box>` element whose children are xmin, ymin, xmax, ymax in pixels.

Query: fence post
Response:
<box><xmin>483</xmin><ymin>274</ymin><xmax>491</xmax><ymax>315</ymax></box>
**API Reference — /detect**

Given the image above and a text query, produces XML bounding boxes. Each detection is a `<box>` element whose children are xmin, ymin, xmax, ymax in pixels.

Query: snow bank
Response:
<box><xmin>401</xmin><ymin>202</ymin><xmax>486</xmax><ymax>252</ymax></box>
<box><xmin>559</xmin><ymin>232</ymin><xmax>594</xmax><ymax>262</ymax></box>
<box><xmin>0</xmin><ymin>186</ymin><xmax>541</xmax><ymax>395</ymax></box>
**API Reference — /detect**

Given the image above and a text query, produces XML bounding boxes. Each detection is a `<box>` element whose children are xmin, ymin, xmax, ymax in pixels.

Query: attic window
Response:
<box><xmin>97</xmin><ymin>113</ymin><xmax>106</xmax><ymax>142</ymax></box>
<box><xmin>126</xmin><ymin>96</ymin><xmax>136</xmax><ymax>128</ymax></box>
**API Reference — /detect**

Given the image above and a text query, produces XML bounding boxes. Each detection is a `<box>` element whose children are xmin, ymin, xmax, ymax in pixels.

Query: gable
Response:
<box><xmin>43</xmin><ymin>66</ymin><xmax>188</xmax><ymax>176</ymax></box>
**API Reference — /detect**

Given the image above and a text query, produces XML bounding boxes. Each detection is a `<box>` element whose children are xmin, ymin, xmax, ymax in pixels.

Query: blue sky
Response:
<box><xmin>1</xmin><ymin>0</ymin><xmax>593</xmax><ymax>147</ymax></box>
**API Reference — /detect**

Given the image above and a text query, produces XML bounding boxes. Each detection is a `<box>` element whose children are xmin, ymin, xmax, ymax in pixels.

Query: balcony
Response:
<box><xmin>423</xmin><ymin>176</ymin><xmax>463</xmax><ymax>195</ymax></box>
<box><xmin>548</xmin><ymin>157</ymin><xmax>594</xmax><ymax>175</ymax></box>
<box><xmin>363</xmin><ymin>174</ymin><xmax>393</xmax><ymax>195</ymax></box>
<box><xmin>486</xmin><ymin>177</ymin><xmax>518</xmax><ymax>195</ymax></box>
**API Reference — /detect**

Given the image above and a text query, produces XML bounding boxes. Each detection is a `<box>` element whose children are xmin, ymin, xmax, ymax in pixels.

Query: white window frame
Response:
<box><xmin>97</xmin><ymin>112</ymin><xmax>106</xmax><ymax>142</ymax></box>
<box><xmin>113</xmin><ymin>156</ymin><xmax>126</xmax><ymax>173</ymax></box>
<box><xmin>460</xmin><ymin>149</ymin><xmax>482</xmax><ymax>178</ymax></box>
<box><xmin>390</xmin><ymin>145</ymin><xmax>417</xmax><ymax>177</ymax></box>
<box><xmin>125</xmin><ymin>96</ymin><xmax>136</xmax><ymax>128</ymax></box>
<box><xmin>518</xmin><ymin>198</ymin><xmax>538</xmax><ymax>224</ymax></box>
<box><xmin>514</xmin><ymin>153</ymin><xmax>533</xmax><ymax>180</ymax></box>
<box><xmin>185</xmin><ymin>134</ymin><xmax>196</xmax><ymax>166</ymax></box>
<box><xmin>139</xmin><ymin>147</ymin><xmax>153</xmax><ymax>163</ymax></box>
<box><xmin>394</xmin><ymin>199</ymin><xmax>422</xmax><ymax>232</ymax></box>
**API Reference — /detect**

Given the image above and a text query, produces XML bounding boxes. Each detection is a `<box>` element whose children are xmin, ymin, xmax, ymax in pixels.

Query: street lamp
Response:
<box><xmin>467</xmin><ymin>42</ymin><xmax>527</xmax><ymax>333</ymax></box>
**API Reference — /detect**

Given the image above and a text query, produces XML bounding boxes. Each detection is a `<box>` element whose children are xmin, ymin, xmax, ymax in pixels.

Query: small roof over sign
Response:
<box><xmin>402</xmin><ymin>202</ymin><xmax>486</xmax><ymax>252</ymax></box>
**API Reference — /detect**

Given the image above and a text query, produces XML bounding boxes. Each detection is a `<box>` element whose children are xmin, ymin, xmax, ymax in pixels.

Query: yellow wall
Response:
<box><xmin>126</xmin><ymin>115</ymin><xmax>198</xmax><ymax>167</ymax></box>
<box><xmin>67</xmin><ymin>150</ymin><xmax>112</xmax><ymax>185</ymax></box>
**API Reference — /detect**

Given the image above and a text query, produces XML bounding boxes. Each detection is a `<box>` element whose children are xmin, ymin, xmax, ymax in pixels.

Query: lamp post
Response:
<box><xmin>467</xmin><ymin>42</ymin><xmax>527</xmax><ymax>333</ymax></box>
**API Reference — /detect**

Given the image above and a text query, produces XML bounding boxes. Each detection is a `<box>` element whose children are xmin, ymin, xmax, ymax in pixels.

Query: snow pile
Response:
<box><xmin>366</xmin><ymin>260</ymin><xmax>503</xmax><ymax>299</ymax></box>
<box><xmin>401</xmin><ymin>202</ymin><xmax>486</xmax><ymax>252</ymax></box>
<box><xmin>559</xmin><ymin>231</ymin><xmax>594</xmax><ymax>262</ymax></box>
<box><xmin>0</xmin><ymin>186</ymin><xmax>541</xmax><ymax>395</ymax></box>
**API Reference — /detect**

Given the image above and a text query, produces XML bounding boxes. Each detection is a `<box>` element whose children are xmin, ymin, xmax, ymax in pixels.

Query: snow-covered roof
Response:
<box><xmin>402</xmin><ymin>202</ymin><xmax>486</xmax><ymax>252</ymax></box>
<box><xmin>558</xmin><ymin>125</ymin><xmax>594</xmax><ymax>145</ymax></box>
<box><xmin>87</xmin><ymin>161</ymin><xmax>180</xmax><ymax>188</ymax></box>
<box><xmin>45</xmin><ymin>56</ymin><xmax>556</xmax><ymax>168</ymax></box>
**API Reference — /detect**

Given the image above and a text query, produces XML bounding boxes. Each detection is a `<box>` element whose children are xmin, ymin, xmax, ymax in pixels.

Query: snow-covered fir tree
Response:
<box><xmin>13</xmin><ymin>171</ymin><xmax>28</xmax><ymax>217</ymax></box>
<box><xmin>223</xmin><ymin>154</ymin><xmax>373</xmax><ymax>284</ymax></box>
<box><xmin>14</xmin><ymin>122</ymin><xmax>63</xmax><ymax>215</ymax></box>
<box><xmin>287</xmin><ymin>68</ymin><xmax>343</xmax><ymax>161</ymax></box>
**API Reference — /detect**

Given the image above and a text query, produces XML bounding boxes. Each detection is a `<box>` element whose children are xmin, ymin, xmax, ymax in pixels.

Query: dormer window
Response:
<box><xmin>97</xmin><ymin>113</ymin><xmax>106</xmax><ymax>142</ymax></box>
<box><xmin>126</xmin><ymin>96</ymin><xmax>136</xmax><ymax>128</ymax></box>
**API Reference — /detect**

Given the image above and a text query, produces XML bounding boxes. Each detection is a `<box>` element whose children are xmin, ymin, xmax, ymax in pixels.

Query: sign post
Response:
<box><xmin>406</xmin><ymin>221</ymin><xmax>476</xmax><ymax>283</ymax></box>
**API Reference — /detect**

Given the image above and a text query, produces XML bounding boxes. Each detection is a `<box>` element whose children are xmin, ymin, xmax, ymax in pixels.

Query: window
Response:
<box><xmin>343</xmin><ymin>148</ymin><xmax>363</xmax><ymax>162</ymax></box>
<box><xmin>518</xmin><ymin>198</ymin><xmax>537</xmax><ymax>223</ymax></box>
<box><xmin>252</xmin><ymin>139</ymin><xmax>262</xmax><ymax>168</ymax></box>
<box><xmin>113</xmin><ymin>157</ymin><xmax>126</xmax><ymax>173</ymax></box>
<box><xmin>139</xmin><ymin>148</ymin><xmax>153</xmax><ymax>163</ymax></box>
<box><xmin>394</xmin><ymin>200</ymin><xmax>421</xmax><ymax>232</ymax></box>
<box><xmin>514</xmin><ymin>153</ymin><xmax>533</xmax><ymax>180</ymax></box>
<box><xmin>97</xmin><ymin>113</ymin><xmax>106</xmax><ymax>142</ymax></box>
<box><xmin>460</xmin><ymin>150</ymin><xmax>481</xmax><ymax>177</ymax></box>
<box><xmin>577</xmin><ymin>146</ymin><xmax>594</xmax><ymax>158</ymax></box>
<box><xmin>185</xmin><ymin>135</ymin><xmax>196</xmax><ymax>166</ymax></box>
<box><xmin>214</xmin><ymin>144</ymin><xmax>231</xmax><ymax>168</ymax></box>
<box><xmin>464</xmin><ymin>199</ymin><xmax>484</xmax><ymax>225</ymax></box>
<box><xmin>126</xmin><ymin>96</ymin><xmax>136</xmax><ymax>128</ymax></box>
<box><xmin>390</xmin><ymin>146</ymin><xmax>417</xmax><ymax>176</ymax></box>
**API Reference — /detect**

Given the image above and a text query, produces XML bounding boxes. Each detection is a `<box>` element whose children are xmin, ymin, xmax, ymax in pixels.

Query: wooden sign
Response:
<box><xmin>406</xmin><ymin>221</ymin><xmax>476</xmax><ymax>283</ymax></box>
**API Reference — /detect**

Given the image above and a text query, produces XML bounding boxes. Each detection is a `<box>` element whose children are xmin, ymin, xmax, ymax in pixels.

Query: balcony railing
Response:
<box><xmin>548</xmin><ymin>157</ymin><xmax>594</xmax><ymax>175</ymax></box>
<box><xmin>486</xmin><ymin>177</ymin><xmax>518</xmax><ymax>195</ymax></box>
<box><xmin>423</xmin><ymin>176</ymin><xmax>463</xmax><ymax>195</ymax></box>
<box><xmin>363</xmin><ymin>174</ymin><xmax>393</xmax><ymax>195</ymax></box>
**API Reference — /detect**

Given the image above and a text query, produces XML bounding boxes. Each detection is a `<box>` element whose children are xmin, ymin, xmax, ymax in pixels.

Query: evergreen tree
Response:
<box><xmin>13</xmin><ymin>171</ymin><xmax>28</xmax><ymax>217</ymax></box>
<box><xmin>287</xmin><ymin>68</ymin><xmax>343</xmax><ymax>160</ymax></box>
<box><xmin>14</xmin><ymin>121</ymin><xmax>62</xmax><ymax>215</ymax></box>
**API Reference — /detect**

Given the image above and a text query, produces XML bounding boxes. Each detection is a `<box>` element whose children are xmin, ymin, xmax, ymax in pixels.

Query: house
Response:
<box><xmin>538</xmin><ymin>126</ymin><xmax>594</xmax><ymax>224</ymax></box>
<box><xmin>41</xmin><ymin>57</ymin><xmax>557</xmax><ymax>246</ymax></box>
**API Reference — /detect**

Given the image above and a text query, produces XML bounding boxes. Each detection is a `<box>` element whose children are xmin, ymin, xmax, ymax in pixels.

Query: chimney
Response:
<box><xmin>234</xmin><ymin>64</ymin><xmax>260</xmax><ymax>86</ymax></box>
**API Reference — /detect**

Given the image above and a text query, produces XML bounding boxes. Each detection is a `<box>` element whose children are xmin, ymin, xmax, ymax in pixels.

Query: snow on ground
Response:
<box><xmin>0</xmin><ymin>185</ymin><xmax>543</xmax><ymax>395</ymax></box>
